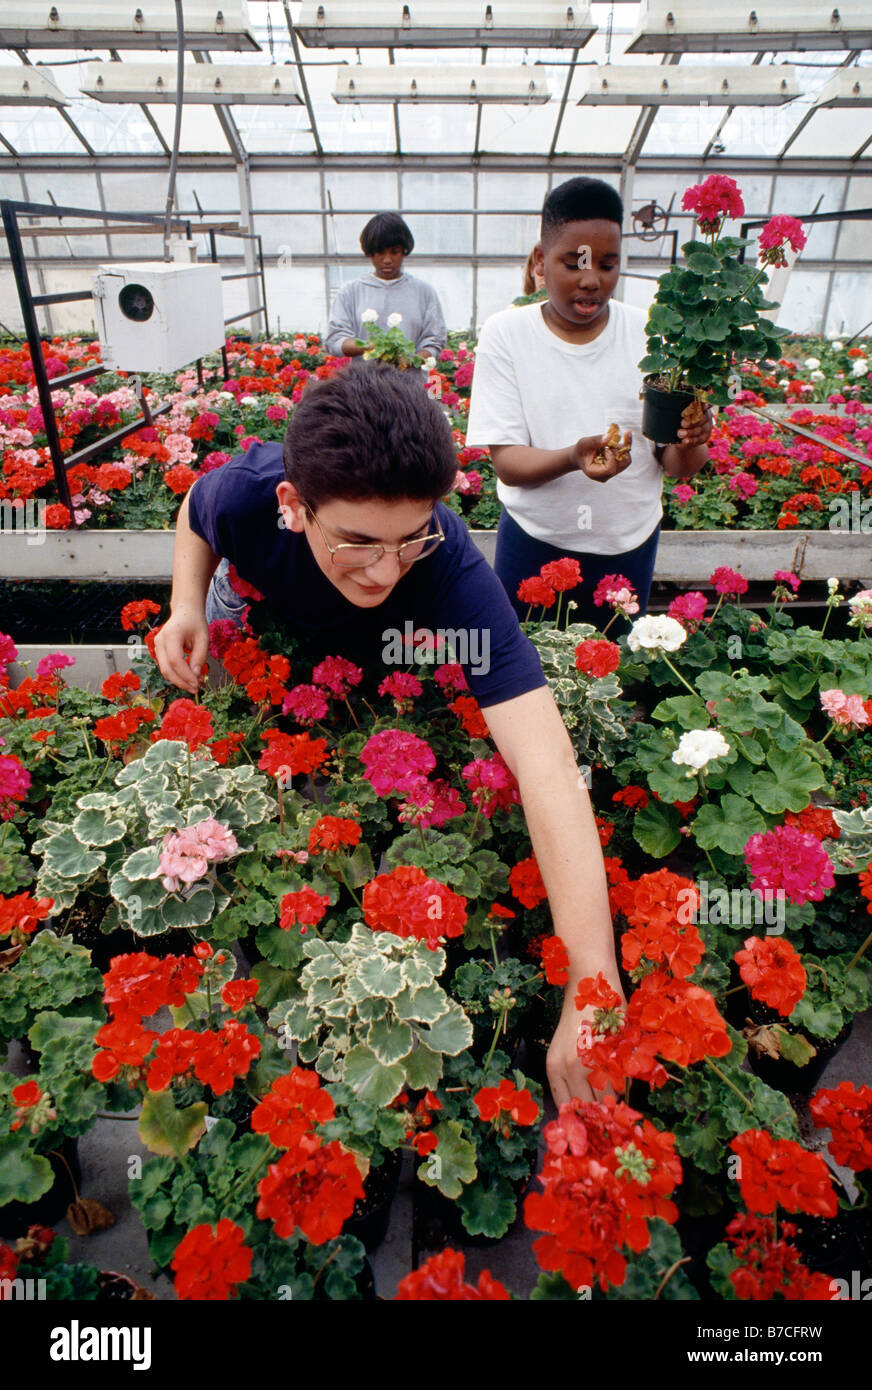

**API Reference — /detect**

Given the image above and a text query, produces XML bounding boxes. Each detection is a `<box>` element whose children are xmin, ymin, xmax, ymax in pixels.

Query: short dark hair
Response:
<box><xmin>541</xmin><ymin>177</ymin><xmax>623</xmax><ymax>244</ymax></box>
<box><xmin>283</xmin><ymin>361</ymin><xmax>458</xmax><ymax>508</ymax></box>
<box><xmin>360</xmin><ymin>212</ymin><xmax>415</xmax><ymax>257</ymax></box>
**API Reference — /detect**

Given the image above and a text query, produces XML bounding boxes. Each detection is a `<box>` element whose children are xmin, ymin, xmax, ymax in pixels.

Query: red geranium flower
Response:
<box><xmin>517</xmin><ymin>575</ymin><xmax>556</xmax><ymax>609</ymax></box>
<box><xmin>152</xmin><ymin>699</ymin><xmax>214</xmax><ymax>751</ymax></box>
<box><xmin>574</xmin><ymin>639</ymin><xmax>621</xmax><ymax>679</ymax></box>
<box><xmin>307</xmin><ymin>816</ymin><xmax>362</xmax><ymax>854</ymax></box>
<box><xmin>171</xmin><ymin>1219</ymin><xmax>252</xmax><ymax>1301</ymax></box>
<box><xmin>474</xmin><ymin>1078</ymin><xmax>539</xmax><ymax>1128</ymax></box>
<box><xmin>809</xmin><ymin>1082</ymin><xmax>872</xmax><ymax>1175</ymax></box>
<box><xmin>725</xmin><ymin>1213</ymin><xmax>834</xmax><ymax>1301</ymax></box>
<box><xmin>279</xmin><ymin>887</ymin><xmax>331</xmax><ymax>930</ymax></box>
<box><xmin>256</xmin><ymin>1139</ymin><xmax>364</xmax><ymax>1244</ymax></box>
<box><xmin>734</xmin><ymin>936</ymin><xmax>806</xmax><ymax>1017</ymax></box>
<box><xmin>541</xmin><ymin>935</ymin><xmax>570</xmax><ymax>987</ymax></box>
<box><xmin>509</xmin><ymin>853</ymin><xmax>547</xmax><ymax>910</ymax></box>
<box><xmin>220</xmin><ymin>979</ymin><xmax>260</xmax><ymax>1012</ymax></box>
<box><xmin>259</xmin><ymin>730</ymin><xmax>328</xmax><ymax>779</ymax></box>
<box><xmin>362</xmin><ymin>864</ymin><xmax>467</xmax><ymax>944</ymax></box>
<box><xmin>729</xmin><ymin>1130</ymin><xmax>838</xmax><ymax>1218</ymax></box>
<box><xmin>539</xmin><ymin>557</ymin><xmax>582</xmax><ymax>592</ymax></box>
<box><xmin>251</xmin><ymin>1067</ymin><xmax>335</xmax><ymax>1148</ymax></box>
<box><xmin>120</xmin><ymin>599</ymin><xmax>161</xmax><ymax>632</ymax></box>
<box><xmin>395</xmin><ymin>1249</ymin><xmax>510</xmax><ymax>1301</ymax></box>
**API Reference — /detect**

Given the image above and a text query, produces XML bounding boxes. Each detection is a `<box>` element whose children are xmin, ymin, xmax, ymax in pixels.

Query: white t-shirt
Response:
<box><xmin>465</xmin><ymin>300</ymin><xmax>663</xmax><ymax>555</ymax></box>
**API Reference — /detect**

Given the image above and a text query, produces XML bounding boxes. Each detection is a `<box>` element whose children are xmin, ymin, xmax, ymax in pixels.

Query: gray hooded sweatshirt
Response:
<box><xmin>324</xmin><ymin>271</ymin><xmax>447</xmax><ymax>357</ymax></box>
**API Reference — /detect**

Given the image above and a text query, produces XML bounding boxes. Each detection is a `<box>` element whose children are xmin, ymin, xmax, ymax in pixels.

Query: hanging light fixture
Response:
<box><xmin>81</xmin><ymin>61</ymin><xmax>303</xmax><ymax>104</ymax></box>
<box><xmin>297</xmin><ymin>2</ymin><xmax>595</xmax><ymax>48</ymax></box>
<box><xmin>333</xmin><ymin>63</ymin><xmax>550</xmax><ymax>103</ymax></box>
<box><xmin>0</xmin><ymin>1</ymin><xmax>260</xmax><ymax>51</ymax></box>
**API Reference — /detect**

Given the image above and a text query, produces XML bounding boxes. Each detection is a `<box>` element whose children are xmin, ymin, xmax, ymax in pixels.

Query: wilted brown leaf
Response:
<box><xmin>66</xmin><ymin>1197</ymin><xmax>116</xmax><ymax>1235</ymax></box>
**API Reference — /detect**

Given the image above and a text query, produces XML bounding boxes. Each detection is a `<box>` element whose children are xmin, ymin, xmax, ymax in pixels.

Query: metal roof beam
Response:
<box><xmin>283</xmin><ymin>0</ymin><xmax>324</xmax><ymax>157</ymax></box>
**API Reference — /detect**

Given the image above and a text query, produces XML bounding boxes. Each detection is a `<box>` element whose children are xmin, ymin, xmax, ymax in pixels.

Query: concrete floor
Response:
<box><xmin>4</xmin><ymin>1011</ymin><xmax>870</xmax><ymax>1299</ymax></box>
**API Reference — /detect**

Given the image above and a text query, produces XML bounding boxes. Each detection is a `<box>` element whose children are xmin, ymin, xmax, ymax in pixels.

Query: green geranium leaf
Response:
<box><xmin>692</xmin><ymin>795</ymin><xmax>766</xmax><ymax>856</ymax></box>
<box><xmin>138</xmin><ymin>1091</ymin><xmax>208</xmax><ymax>1158</ymax></box>
<box><xmin>71</xmin><ymin>808</ymin><xmax>128</xmax><ymax>847</ymax></box>
<box><xmin>752</xmin><ymin>748</ymin><xmax>826</xmax><ymax>816</ymax></box>
<box><xmin>633</xmin><ymin>800</ymin><xmax>681</xmax><ymax>858</ymax></box>
<box><xmin>0</xmin><ymin>1134</ymin><xmax>54</xmax><ymax>1205</ymax></box>
<box><xmin>777</xmin><ymin>1030</ymin><xmax>817</xmax><ymax>1067</ymax></box>
<box><xmin>402</xmin><ymin>1041</ymin><xmax>443</xmax><ymax>1092</ymax></box>
<box><xmin>413</xmin><ymin>999</ymin><xmax>473</xmax><ymax>1056</ymax></box>
<box><xmin>456</xmin><ymin>1178</ymin><xmax>517</xmax><ymax>1239</ymax></box>
<box><xmin>342</xmin><ymin>1044</ymin><xmax>405</xmax><ymax>1106</ymax></box>
<box><xmin>418</xmin><ymin>1119</ymin><xmax>477</xmax><ymax>1199</ymax></box>
<box><xmin>366</xmin><ymin>1018</ymin><xmax>414</xmax><ymax>1066</ymax></box>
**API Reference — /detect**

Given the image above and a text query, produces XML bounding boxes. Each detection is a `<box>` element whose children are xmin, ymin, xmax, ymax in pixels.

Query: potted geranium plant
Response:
<box><xmin>639</xmin><ymin>174</ymin><xmax>807</xmax><ymax>442</ymax></box>
<box><xmin>356</xmin><ymin>310</ymin><xmax>423</xmax><ymax>371</ymax></box>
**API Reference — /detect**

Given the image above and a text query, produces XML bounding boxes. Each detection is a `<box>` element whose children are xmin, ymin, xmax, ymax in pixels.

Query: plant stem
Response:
<box><xmin>661</xmin><ymin>653</ymin><xmax>700</xmax><ymax>700</ymax></box>
<box><xmin>334</xmin><ymin>854</ymin><xmax>363</xmax><ymax>911</ymax></box>
<box><xmin>48</xmin><ymin>1146</ymin><xmax>80</xmax><ymax>1203</ymax></box>
<box><xmin>847</xmin><ymin>927</ymin><xmax>872</xmax><ymax>975</ymax></box>
<box><xmin>482</xmin><ymin>1022</ymin><xmax>503</xmax><ymax>1075</ymax></box>
<box><xmin>653</xmin><ymin>1255</ymin><xmax>692</xmax><ymax>1300</ymax></box>
<box><xmin>705</xmin><ymin>1057</ymin><xmax>753</xmax><ymax>1111</ymax></box>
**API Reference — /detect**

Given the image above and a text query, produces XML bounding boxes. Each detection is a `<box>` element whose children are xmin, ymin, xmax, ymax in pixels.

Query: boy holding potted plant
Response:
<box><xmin>154</xmin><ymin>362</ymin><xmax>624</xmax><ymax>1109</ymax></box>
<box><xmin>466</xmin><ymin>176</ymin><xmax>713</xmax><ymax>627</ymax></box>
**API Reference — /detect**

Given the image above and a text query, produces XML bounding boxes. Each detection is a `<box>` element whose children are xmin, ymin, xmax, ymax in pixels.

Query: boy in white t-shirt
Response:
<box><xmin>466</xmin><ymin>177</ymin><xmax>712</xmax><ymax>626</ymax></box>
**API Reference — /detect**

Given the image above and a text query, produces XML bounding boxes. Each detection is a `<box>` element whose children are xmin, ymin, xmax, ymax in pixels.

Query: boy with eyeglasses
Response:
<box><xmin>156</xmin><ymin>362</ymin><xmax>623</xmax><ymax>1107</ymax></box>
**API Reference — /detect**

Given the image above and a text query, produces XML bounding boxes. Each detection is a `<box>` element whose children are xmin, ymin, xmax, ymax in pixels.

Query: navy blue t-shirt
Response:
<box><xmin>187</xmin><ymin>442</ymin><xmax>547</xmax><ymax>709</ymax></box>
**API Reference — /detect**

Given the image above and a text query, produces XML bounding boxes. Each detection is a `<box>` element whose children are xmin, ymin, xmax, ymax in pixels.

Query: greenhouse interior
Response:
<box><xmin>1</xmin><ymin>0</ymin><xmax>872</xmax><ymax>1329</ymax></box>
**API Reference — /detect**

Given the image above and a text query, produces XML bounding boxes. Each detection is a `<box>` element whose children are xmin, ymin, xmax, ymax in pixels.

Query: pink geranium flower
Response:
<box><xmin>36</xmin><ymin>653</ymin><xmax>75</xmax><ymax>678</ymax></box>
<box><xmin>758</xmin><ymin>215</ymin><xmax>807</xmax><ymax>267</ymax></box>
<box><xmin>160</xmin><ymin>819</ymin><xmax>240</xmax><ymax>894</ymax></box>
<box><xmin>744</xmin><ymin>825</ymin><xmax>835</xmax><ymax>907</ymax></box>
<box><xmin>710</xmin><ymin>566</ymin><xmax>749</xmax><ymax>598</ymax></box>
<box><xmin>592</xmin><ymin>574</ymin><xmax>640</xmax><ymax>617</ymax></box>
<box><xmin>282</xmin><ymin>684</ymin><xmax>330</xmax><ymax>725</ymax></box>
<box><xmin>820</xmin><ymin>689</ymin><xmax>869</xmax><ymax>729</ymax></box>
<box><xmin>668</xmin><ymin>591</ymin><xmax>708</xmax><ymax>627</ymax></box>
<box><xmin>360</xmin><ymin>729</ymin><xmax>436</xmax><ymax>796</ymax></box>
<box><xmin>460</xmin><ymin>753</ymin><xmax>521</xmax><ymax>819</ymax></box>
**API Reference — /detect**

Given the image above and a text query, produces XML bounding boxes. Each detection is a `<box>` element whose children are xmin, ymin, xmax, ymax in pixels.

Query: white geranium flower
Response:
<box><xmin>626</xmin><ymin>615</ymin><xmax>688</xmax><ymax>654</ymax></box>
<box><xmin>423</xmin><ymin>356</ymin><xmax>437</xmax><ymax>370</ymax></box>
<box><xmin>217</xmin><ymin>391</ymin><xmax>234</xmax><ymax>402</ymax></box>
<box><xmin>239</xmin><ymin>395</ymin><xmax>258</xmax><ymax>408</ymax></box>
<box><xmin>804</xmin><ymin>357</ymin><xmax>821</xmax><ymax>371</ymax></box>
<box><xmin>831</xmin><ymin>340</ymin><xmax>844</xmax><ymax>352</ymax></box>
<box><xmin>360</xmin><ymin>308</ymin><xmax>379</xmax><ymax>324</ymax></box>
<box><xmin>387</xmin><ymin>312</ymin><xmax>403</xmax><ymax>328</ymax></box>
<box><xmin>671</xmin><ymin>729</ymin><xmax>731</xmax><ymax>772</ymax></box>
<box><xmin>852</xmin><ymin>358</ymin><xmax>869</xmax><ymax>377</ymax></box>
<box><xmin>809</xmin><ymin>370</ymin><xmax>825</xmax><ymax>381</ymax></box>
<box><xmin>827</xmin><ymin>577</ymin><xmax>841</xmax><ymax>595</ymax></box>
<box><xmin>778</xmin><ymin>378</ymin><xmax>789</xmax><ymax>387</ymax></box>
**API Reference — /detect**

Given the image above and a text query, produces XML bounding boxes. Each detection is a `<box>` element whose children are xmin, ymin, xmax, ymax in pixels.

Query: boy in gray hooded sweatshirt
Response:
<box><xmin>324</xmin><ymin>211</ymin><xmax>447</xmax><ymax>360</ymax></box>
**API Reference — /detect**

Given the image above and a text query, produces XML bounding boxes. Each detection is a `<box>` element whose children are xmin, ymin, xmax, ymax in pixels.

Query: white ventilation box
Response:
<box><xmin>91</xmin><ymin>262</ymin><xmax>225</xmax><ymax>373</ymax></box>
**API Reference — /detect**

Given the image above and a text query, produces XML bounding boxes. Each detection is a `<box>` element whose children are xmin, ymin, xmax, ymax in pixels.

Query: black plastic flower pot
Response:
<box><xmin>641</xmin><ymin>376</ymin><xmax>697</xmax><ymax>445</ymax></box>
<box><xmin>673</xmin><ymin>1166</ymin><xmax>733</xmax><ymax>1302</ymax></box>
<box><xmin>792</xmin><ymin>1211</ymin><xmax>858</xmax><ymax>1281</ymax></box>
<box><xmin>344</xmin><ymin>1149</ymin><xmax>402</xmax><ymax>1253</ymax></box>
<box><xmin>0</xmin><ymin>1136</ymin><xmax>81</xmax><ymax>1239</ymax></box>
<box><xmin>745</xmin><ymin>996</ymin><xmax>854</xmax><ymax>1096</ymax></box>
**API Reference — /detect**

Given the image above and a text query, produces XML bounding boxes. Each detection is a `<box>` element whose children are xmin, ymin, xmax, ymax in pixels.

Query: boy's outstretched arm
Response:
<box><xmin>481</xmin><ymin>683</ymin><xmax>625</xmax><ymax>1107</ymax></box>
<box><xmin>154</xmin><ymin>490</ymin><xmax>219</xmax><ymax>694</ymax></box>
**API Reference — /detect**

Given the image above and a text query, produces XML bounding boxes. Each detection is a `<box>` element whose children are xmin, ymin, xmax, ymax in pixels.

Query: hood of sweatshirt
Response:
<box><xmin>357</xmin><ymin>271</ymin><xmax>408</xmax><ymax>289</ymax></box>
